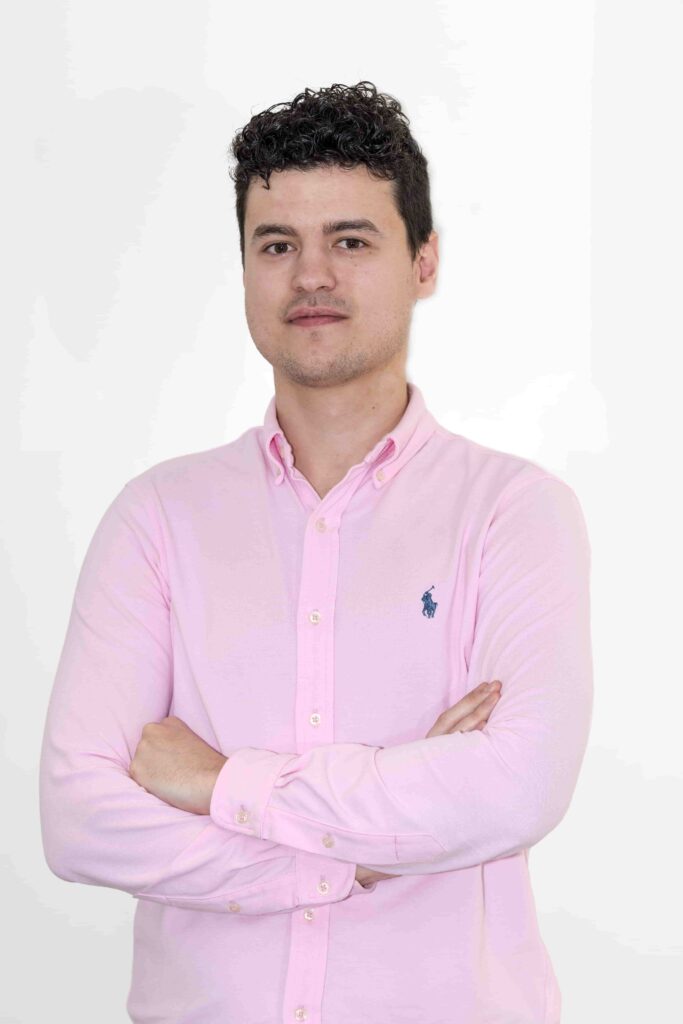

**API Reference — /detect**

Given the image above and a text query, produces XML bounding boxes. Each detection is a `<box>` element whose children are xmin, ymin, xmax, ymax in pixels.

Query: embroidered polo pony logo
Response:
<box><xmin>421</xmin><ymin>585</ymin><xmax>438</xmax><ymax>618</ymax></box>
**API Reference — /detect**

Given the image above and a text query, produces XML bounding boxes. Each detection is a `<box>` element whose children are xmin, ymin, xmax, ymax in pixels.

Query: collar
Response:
<box><xmin>259</xmin><ymin>380</ymin><xmax>439</xmax><ymax>490</ymax></box>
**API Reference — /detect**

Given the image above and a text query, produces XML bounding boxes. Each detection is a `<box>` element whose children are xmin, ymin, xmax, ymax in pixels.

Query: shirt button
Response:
<box><xmin>227</xmin><ymin>901</ymin><xmax>241</xmax><ymax>912</ymax></box>
<box><xmin>309</xmin><ymin>712</ymin><xmax>321</xmax><ymax>727</ymax></box>
<box><xmin>376</xmin><ymin>468</ymin><xmax>385</xmax><ymax>482</ymax></box>
<box><xmin>294</xmin><ymin>1009</ymin><xmax>308</xmax><ymax>1021</ymax></box>
<box><xmin>322</xmin><ymin>833</ymin><xmax>334</xmax><ymax>848</ymax></box>
<box><xmin>234</xmin><ymin>806</ymin><xmax>249</xmax><ymax>825</ymax></box>
<box><xmin>309</xmin><ymin>609</ymin><xmax>321</xmax><ymax>624</ymax></box>
<box><xmin>315</xmin><ymin>517</ymin><xmax>326</xmax><ymax>532</ymax></box>
<box><xmin>303</xmin><ymin>908</ymin><xmax>315</xmax><ymax>921</ymax></box>
<box><xmin>317</xmin><ymin>879</ymin><xmax>330</xmax><ymax>895</ymax></box>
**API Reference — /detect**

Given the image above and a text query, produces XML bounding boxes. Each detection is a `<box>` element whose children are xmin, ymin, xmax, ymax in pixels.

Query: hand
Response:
<box><xmin>425</xmin><ymin>679</ymin><xmax>502</xmax><ymax>738</ymax></box>
<box><xmin>129</xmin><ymin>715</ymin><xmax>228</xmax><ymax>815</ymax></box>
<box><xmin>355</xmin><ymin>864</ymin><xmax>397</xmax><ymax>886</ymax></box>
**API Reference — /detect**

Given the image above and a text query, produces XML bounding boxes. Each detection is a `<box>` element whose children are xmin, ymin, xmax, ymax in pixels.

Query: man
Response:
<box><xmin>39</xmin><ymin>81</ymin><xmax>593</xmax><ymax>1022</ymax></box>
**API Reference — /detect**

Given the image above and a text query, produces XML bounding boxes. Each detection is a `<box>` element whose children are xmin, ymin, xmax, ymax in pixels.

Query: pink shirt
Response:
<box><xmin>39</xmin><ymin>380</ymin><xmax>593</xmax><ymax>1023</ymax></box>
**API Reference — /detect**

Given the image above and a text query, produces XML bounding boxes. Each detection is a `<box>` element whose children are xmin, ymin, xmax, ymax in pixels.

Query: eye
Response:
<box><xmin>263</xmin><ymin>241</ymin><xmax>293</xmax><ymax>255</ymax></box>
<box><xmin>337</xmin><ymin>237</ymin><xmax>367</xmax><ymax>250</ymax></box>
<box><xmin>262</xmin><ymin>238</ymin><xmax>368</xmax><ymax>255</ymax></box>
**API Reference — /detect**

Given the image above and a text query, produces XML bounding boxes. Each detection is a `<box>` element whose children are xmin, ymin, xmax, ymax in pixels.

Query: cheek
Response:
<box><xmin>364</xmin><ymin>272</ymin><xmax>413</xmax><ymax>326</ymax></box>
<box><xmin>244</xmin><ymin>285</ymin><xmax>273</xmax><ymax>327</ymax></box>
<box><xmin>357</xmin><ymin>261</ymin><xmax>411</xmax><ymax>305</ymax></box>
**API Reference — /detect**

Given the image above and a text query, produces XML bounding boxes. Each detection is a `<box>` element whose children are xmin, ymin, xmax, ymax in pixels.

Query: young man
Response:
<box><xmin>39</xmin><ymin>81</ymin><xmax>593</xmax><ymax>1022</ymax></box>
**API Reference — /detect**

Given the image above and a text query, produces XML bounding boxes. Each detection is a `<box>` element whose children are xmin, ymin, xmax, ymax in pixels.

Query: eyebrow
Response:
<box><xmin>251</xmin><ymin>218</ymin><xmax>383</xmax><ymax>244</ymax></box>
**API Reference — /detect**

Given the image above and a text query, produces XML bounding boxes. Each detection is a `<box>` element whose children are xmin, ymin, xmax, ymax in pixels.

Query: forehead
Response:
<box><xmin>244</xmin><ymin>164</ymin><xmax>397</xmax><ymax>226</ymax></box>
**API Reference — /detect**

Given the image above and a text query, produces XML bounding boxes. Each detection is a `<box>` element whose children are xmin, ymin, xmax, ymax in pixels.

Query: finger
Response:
<box><xmin>433</xmin><ymin>681</ymin><xmax>501</xmax><ymax>734</ymax></box>
<box><xmin>425</xmin><ymin>688</ymin><xmax>501</xmax><ymax>739</ymax></box>
<box><xmin>448</xmin><ymin>692</ymin><xmax>501</xmax><ymax>733</ymax></box>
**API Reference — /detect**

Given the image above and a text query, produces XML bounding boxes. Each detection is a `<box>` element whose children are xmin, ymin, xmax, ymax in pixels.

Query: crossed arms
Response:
<box><xmin>39</xmin><ymin>473</ymin><xmax>593</xmax><ymax>915</ymax></box>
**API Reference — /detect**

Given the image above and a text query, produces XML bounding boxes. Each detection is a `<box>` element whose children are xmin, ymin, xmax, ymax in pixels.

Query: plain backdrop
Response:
<box><xmin>2</xmin><ymin>1</ymin><xmax>682</xmax><ymax>1021</ymax></box>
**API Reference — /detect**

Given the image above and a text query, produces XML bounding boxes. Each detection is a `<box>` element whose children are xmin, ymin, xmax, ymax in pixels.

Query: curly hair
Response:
<box><xmin>228</xmin><ymin>81</ymin><xmax>433</xmax><ymax>267</ymax></box>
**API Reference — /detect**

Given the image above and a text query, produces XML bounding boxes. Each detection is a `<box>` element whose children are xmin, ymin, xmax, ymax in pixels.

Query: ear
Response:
<box><xmin>414</xmin><ymin>230</ymin><xmax>439</xmax><ymax>299</ymax></box>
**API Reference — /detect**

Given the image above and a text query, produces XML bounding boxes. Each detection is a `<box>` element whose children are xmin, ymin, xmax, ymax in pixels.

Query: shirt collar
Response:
<box><xmin>260</xmin><ymin>380</ymin><xmax>439</xmax><ymax>490</ymax></box>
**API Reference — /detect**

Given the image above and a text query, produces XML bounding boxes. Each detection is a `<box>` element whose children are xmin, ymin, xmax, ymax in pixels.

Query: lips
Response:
<box><xmin>287</xmin><ymin>307</ymin><xmax>348</xmax><ymax>323</ymax></box>
<box><xmin>289</xmin><ymin>314</ymin><xmax>346</xmax><ymax>327</ymax></box>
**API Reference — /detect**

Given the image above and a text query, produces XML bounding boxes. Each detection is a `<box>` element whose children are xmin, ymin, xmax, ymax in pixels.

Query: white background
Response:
<box><xmin>3</xmin><ymin>0</ymin><xmax>681</xmax><ymax>1020</ymax></box>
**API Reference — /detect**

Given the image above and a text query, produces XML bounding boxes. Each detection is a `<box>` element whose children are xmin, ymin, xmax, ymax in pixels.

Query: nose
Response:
<box><xmin>289</xmin><ymin>244</ymin><xmax>338</xmax><ymax>293</ymax></box>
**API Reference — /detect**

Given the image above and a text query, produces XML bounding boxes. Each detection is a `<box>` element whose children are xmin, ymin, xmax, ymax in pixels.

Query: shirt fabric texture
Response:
<box><xmin>39</xmin><ymin>380</ymin><xmax>593</xmax><ymax>1023</ymax></box>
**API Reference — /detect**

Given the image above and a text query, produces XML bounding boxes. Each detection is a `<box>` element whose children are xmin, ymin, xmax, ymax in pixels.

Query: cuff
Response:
<box><xmin>295</xmin><ymin>850</ymin><xmax>358</xmax><ymax>905</ymax></box>
<box><xmin>210</xmin><ymin>746</ymin><xmax>297</xmax><ymax>837</ymax></box>
<box><xmin>295</xmin><ymin>852</ymin><xmax>377</xmax><ymax>904</ymax></box>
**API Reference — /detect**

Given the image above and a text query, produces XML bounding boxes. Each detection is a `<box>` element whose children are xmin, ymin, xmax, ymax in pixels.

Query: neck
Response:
<box><xmin>272</xmin><ymin>371</ymin><xmax>410</xmax><ymax>500</ymax></box>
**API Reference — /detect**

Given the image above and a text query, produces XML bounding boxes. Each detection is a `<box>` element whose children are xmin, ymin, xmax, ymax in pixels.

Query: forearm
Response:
<box><xmin>209</xmin><ymin>477</ymin><xmax>593</xmax><ymax>873</ymax></box>
<box><xmin>40</xmin><ymin>480</ymin><xmax>373</xmax><ymax>915</ymax></box>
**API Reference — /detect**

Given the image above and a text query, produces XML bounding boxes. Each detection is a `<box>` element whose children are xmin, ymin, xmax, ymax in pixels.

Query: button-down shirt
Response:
<box><xmin>39</xmin><ymin>380</ymin><xmax>593</xmax><ymax>1023</ymax></box>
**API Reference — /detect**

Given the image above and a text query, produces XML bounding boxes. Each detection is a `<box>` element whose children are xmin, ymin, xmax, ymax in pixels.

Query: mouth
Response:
<box><xmin>288</xmin><ymin>315</ymin><xmax>348</xmax><ymax>328</ymax></box>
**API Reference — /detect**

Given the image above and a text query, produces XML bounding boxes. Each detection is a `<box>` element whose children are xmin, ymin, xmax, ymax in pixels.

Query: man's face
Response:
<box><xmin>242</xmin><ymin>164</ymin><xmax>438</xmax><ymax>389</ymax></box>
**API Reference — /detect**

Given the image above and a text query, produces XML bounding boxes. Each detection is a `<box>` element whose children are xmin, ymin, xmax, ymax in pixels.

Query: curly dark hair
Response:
<box><xmin>228</xmin><ymin>81</ymin><xmax>433</xmax><ymax>268</ymax></box>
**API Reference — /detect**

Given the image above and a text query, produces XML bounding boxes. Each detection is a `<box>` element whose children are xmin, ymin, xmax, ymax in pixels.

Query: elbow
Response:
<box><xmin>513</xmin><ymin>768</ymin><xmax>580</xmax><ymax>851</ymax></box>
<box><xmin>40</xmin><ymin>800</ymin><xmax>82</xmax><ymax>884</ymax></box>
<box><xmin>40</xmin><ymin>801</ymin><xmax>82</xmax><ymax>882</ymax></box>
<box><xmin>455</xmin><ymin>770</ymin><xmax>579</xmax><ymax>863</ymax></box>
<box><xmin>477</xmin><ymin>791</ymin><xmax>570</xmax><ymax>861</ymax></box>
<box><xmin>39</xmin><ymin>757</ymin><xmax>92</xmax><ymax>885</ymax></box>
<box><xmin>482</xmin><ymin>729</ymin><xmax>589</xmax><ymax>854</ymax></box>
<box><xmin>43</xmin><ymin>845</ymin><xmax>78</xmax><ymax>884</ymax></box>
<box><xmin>518</xmin><ymin>802</ymin><xmax>567</xmax><ymax>852</ymax></box>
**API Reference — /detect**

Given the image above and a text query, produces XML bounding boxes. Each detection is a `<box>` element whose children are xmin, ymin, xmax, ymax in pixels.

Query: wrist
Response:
<box><xmin>202</xmin><ymin>755</ymin><xmax>228</xmax><ymax>814</ymax></box>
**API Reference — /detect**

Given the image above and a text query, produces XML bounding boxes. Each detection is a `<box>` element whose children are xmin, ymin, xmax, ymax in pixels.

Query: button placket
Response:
<box><xmin>283</xmin><ymin>469</ymin><xmax>378</xmax><ymax>1024</ymax></box>
<box><xmin>295</xmin><ymin>510</ymin><xmax>339</xmax><ymax>754</ymax></box>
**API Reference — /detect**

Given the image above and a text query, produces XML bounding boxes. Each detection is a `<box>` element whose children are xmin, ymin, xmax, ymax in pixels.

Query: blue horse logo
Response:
<box><xmin>421</xmin><ymin>585</ymin><xmax>438</xmax><ymax>618</ymax></box>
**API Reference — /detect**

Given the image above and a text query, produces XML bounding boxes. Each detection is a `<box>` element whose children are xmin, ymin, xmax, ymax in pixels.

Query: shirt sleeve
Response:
<box><xmin>209</xmin><ymin>474</ymin><xmax>594</xmax><ymax>874</ymax></box>
<box><xmin>39</xmin><ymin>478</ymin><xmax>377</xmax><ymax>915</ymax></box>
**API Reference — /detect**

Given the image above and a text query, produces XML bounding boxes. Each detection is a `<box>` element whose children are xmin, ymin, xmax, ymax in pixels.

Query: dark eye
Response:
<box><xmin>262</xmin><ymin>238</ymin><xmax>368</xmax><ymax>256</ymax></box>
<box><xmin>338</xmin><ymin>238</ymin><xmax>367</xmax><ymax>250</ymax></box>
<box><xmin>263</xmin><ymin>242</ymin><xmax>293</xmax><ymax>255</ymax></box>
